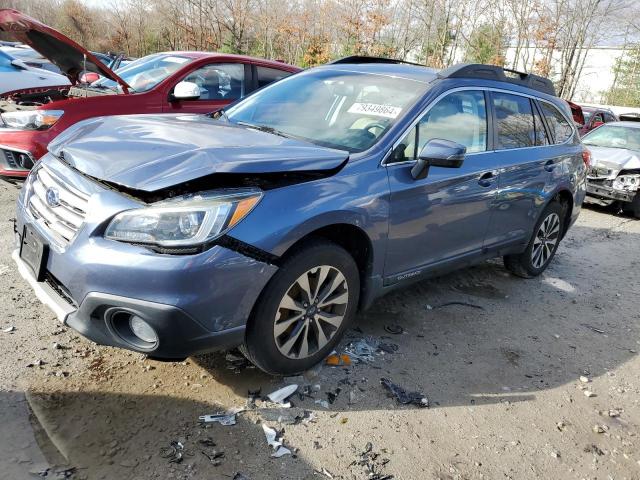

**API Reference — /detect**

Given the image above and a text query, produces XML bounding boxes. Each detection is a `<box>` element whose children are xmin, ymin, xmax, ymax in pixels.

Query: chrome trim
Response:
<box><xmin>11</xmin><ymin>250</ymin><xmax>75</xmax><ymax>323</ymax></box>
<box><xmin>26</xmin><ymin>165</ymin><xmax>89</xmax><ymax>246</ymax></box>
<box><xmin>0</xmin><ymin>143</ymin><xmax>35</xmax><ymax>171</ymax></box>
<box><xmin>384</xmin><ymin>86</ymin><xmax>577</xmax><ymax>167</ymax></box>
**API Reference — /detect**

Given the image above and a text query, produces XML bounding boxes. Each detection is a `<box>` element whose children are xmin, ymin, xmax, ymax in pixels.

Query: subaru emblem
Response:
<box><xmin>45</xmin><ymin>187</ymin><xmax>60</xmax><ymax>207</ymax></box>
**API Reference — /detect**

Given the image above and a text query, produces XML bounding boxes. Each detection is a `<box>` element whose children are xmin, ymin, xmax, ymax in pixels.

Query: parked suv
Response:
<box><xmin>0</xmin><ymin>9</ymin><xmax>300</xmax><ymax>178</ymax></box>
<box><xmin>13</xmin><ymin>59</ymin><xmax>588</xmax><ymax>374</ymax></box>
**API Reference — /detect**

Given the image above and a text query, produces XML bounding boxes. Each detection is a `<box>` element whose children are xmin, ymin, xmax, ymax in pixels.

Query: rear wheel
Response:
<box><xmin>504</xmin><ymin>201</ymin><xmax>565</xmax><ymax>278</ymax></box>
<box><xmin>242</xmin><ymin>240</ymin><xmax>359</xmax><ymax>375</ymax></box>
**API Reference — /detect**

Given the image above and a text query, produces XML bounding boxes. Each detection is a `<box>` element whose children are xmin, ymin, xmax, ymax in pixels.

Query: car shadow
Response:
<box><xmin>0</xmin><ymin>389</ymin><xmax>319</xmax><ymax>480</ymax></box>
<box><xmin>192</xmin><ymin>224</ymin><xmax>639</xmax><ymax>413</ymax></box>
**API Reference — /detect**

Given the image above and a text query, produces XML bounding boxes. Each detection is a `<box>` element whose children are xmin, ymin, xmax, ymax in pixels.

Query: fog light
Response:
<box><xmin>129</xmin><ymin>315</ymin><xmax>158</xmax><ymax>344</ymax></box>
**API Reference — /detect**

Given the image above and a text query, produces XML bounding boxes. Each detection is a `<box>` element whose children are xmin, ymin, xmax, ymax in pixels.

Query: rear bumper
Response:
<box><xmin>586</xmin><ymin>182</ymin><xmax>635</xmax><ymax>203</ymax></box>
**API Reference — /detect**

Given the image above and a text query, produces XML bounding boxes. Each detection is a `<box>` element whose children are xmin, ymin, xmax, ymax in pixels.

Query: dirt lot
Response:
<box><xmin>0</xmin><ymin>179</ymin><xmax>639</xmax><ymax>480</ymax></box>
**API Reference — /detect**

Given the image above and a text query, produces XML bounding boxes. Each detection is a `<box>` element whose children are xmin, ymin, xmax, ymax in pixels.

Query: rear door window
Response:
<box><xmin>540</xmin><ymin>102</ymin><xmax>574</xmax><ymax>143</ymax></box>
<box><xmin>256</xmin><ymin>66</ymin><xmax>293</xmax><ymax>89</ymax></box>
<box><xmin>491</xmin><ymin>92</ymin><xmax>535</xmax><ymax>149</ymax></box>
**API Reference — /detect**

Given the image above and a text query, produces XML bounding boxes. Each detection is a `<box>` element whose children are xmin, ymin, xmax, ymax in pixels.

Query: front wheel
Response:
<box><xmin>504</xmin><ymin>201</ymin><xmax>565</xmax><ymax>278</ymax></box>
<box><xmin>242</xmin><ymin>240</ymin><xmax>360</xmax><ymax>375</ymax></box>
<box><xmin>623</xmin><ymin>192</ymin><xmax>640</xmax><ymax>219</ymax></box>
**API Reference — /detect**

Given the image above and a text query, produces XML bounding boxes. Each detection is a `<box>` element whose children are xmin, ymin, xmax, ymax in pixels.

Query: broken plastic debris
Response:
<box><xmin>160</xmin><ymin>441</ymin><xmax>185</xmax><ymax>463</ymax></box>
<box><xmin>199</xmin><ymin>411</ymin><xmax>239</xmax><ymax>426</ymax></box>
<box><xmin>380</xmin><ymin>378</ymin><xmax>428</xmax><ymax>407</ymax></box>
<box><xmin>315</xmin><ymin>399</ymin><xmax>329</xmax><ymax>409</ymax></box>
<box><xmin>2</xmin><ymin>325</ymin><xmax>15</xmax><ymax>333</ymax></box>
<box><xmin>262</xmin><ymin>424</ymin><xmax>292</xmax><ymax>457</ymax></box>
<box><xmin>579</xmin><ymin>375</ymin><xmax>590</xmax><ymax>383</ymax></box>
<box><xmin>316</xmin><ymin>467</ymin><xmax>334</xmax><ymax>478</ymax></box>
<box><xmin>267</xmin><ymin>384</ymin><xmax>298</xmax><ymax>405</ymax></box>
<box><xmin>326</xmin><ymin>354</ymin><xmax>351</xmax><ymax>366</ymax></box>
<box><xmin>258</xmin><ymin>407</ymin><xmax>306</xmax><ymax>425</ymax></box>
<box><xmin>346</xmin><ymin>338</ymin><xmax>378</xmax><ymax>362</ymax></box>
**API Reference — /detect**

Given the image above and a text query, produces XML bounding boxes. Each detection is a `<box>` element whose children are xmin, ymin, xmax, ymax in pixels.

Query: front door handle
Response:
<box><xmin>478</xmin><ymin>171</ymin><xmax>497</xmax><ymax>188</ymax></box>
<box><xmin>544</xmin><ymin>160</ymin><xmax>556</xmax><ymax>172</ymax></box>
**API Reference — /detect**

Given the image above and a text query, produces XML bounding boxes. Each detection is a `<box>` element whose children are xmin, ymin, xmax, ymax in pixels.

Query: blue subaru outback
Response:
<box><xmin>13</xmin><ymin>58</ymin><xmax>588</xmax><ymax>374</ymax></box>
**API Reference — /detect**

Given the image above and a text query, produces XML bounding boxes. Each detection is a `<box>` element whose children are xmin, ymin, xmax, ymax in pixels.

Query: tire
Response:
<box><xmin>623</xmin><ymin>192</ymin><xmax>640</xmax><ymax>219</ymax></box>
<box><xmin>242</xmin><ymin>240</ymin><xmax>360</xmax><ymax>375</ymax></box>
<box><xmin>504</xmin><ymin>201</ymin><xmax>565</xmax><ymax>278</ymax></box>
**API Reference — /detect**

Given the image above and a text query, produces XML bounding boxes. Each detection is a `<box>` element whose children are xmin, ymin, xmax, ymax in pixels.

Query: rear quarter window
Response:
<box><xmin>540</xmin><ymin>102</ymin><xmax>574</xmax><ymax>143</ymax></box>
<box><xmin>256</xmin><ymin>66</ymin><xmax>292</xmax><ymax>89</ymax></box>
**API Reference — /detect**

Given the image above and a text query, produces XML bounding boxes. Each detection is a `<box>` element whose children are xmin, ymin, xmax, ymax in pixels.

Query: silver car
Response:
<box><xmin>583</xmin><ymin>121</ymin><xmax>640</xmax><ymax>217</ymax></box>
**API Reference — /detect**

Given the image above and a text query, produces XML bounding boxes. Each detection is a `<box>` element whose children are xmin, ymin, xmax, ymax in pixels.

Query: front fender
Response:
<box><xmin>228</xmin><ymin>158</ymin><xmax>390</xmax><ymax>277</ymax></box>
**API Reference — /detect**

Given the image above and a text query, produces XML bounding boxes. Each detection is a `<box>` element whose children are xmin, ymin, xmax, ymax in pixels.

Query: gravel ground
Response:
<box><xmin>0</xmin><ymin>179</ymin><xmax>639</xmax><ymax>480</ymax></box>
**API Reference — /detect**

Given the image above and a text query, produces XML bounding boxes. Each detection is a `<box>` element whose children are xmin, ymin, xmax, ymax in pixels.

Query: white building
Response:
<box><xmin>504</xmin><ymin>45</ymin><xmax>633</xmax><ymax>107</ymax></box>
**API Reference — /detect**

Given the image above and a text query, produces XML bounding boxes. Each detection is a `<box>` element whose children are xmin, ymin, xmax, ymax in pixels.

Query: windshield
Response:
<box><xmin>583</xmin><ymin>124</ymin><xmax>640</xmax><ymax>151</ymax></box>
<box><xmin>92</xmin><ymin>53</ymin><xmax>194</xmax><ymax>93</ymax></box>
<box><xmin>225</xmin><ymin>69</ymin><xmax>427</xmax><ymax>152</ymax></box>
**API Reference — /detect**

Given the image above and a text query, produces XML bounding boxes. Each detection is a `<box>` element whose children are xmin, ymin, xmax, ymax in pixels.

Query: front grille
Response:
<box><xmin>28</xmin><ymin>166</ymin><xmax>89</xmax><ymax>245</ymax></box>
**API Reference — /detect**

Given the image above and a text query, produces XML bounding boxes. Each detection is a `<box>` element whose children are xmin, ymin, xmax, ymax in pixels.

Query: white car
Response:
<box><xmin>0</xmin><ymin>49</ymin><xmax>69</xmax><ymax>96</ymax></box>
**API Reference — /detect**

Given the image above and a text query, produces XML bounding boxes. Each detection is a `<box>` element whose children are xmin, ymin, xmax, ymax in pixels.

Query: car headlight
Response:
<box><xmin>0</xmin><ymin>110</ymin><xmax>64</xmax><ymax>130</ymax></box>
<box><xmin>105</xmin><ymin>189</ymin><xmax>262</xmax><ymax>248</ymax></box>
<box><xmin>613</xmin><ymin>174</ymin><xmax>640</xmax><ymax>191</ymax></box>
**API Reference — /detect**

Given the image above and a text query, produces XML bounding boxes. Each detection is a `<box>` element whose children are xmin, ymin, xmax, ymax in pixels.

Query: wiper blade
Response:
<box><xmin>236</xmin><ymin>121</ymin><xmax>292</xmax><ymax>139</ymax></box>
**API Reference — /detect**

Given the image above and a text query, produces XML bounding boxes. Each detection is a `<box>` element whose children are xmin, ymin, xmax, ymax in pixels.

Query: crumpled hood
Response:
<box><xmin>48</xmin><ymin>114</ymin><xmax>349</xmax><ymax>192</ymax></box>
<box><xmin>0</xmin><ymin>9</ymin><xmax>129</xmax><ymax>90</ymax></box>
<box><xmin>587</xmin><ymin>145</ymin><xmax>640</xmax><ymax>178</ymax></box>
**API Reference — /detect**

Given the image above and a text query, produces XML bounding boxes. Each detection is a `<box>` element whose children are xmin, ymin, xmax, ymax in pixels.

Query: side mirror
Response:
<box><xmin>172</xmin><ymin>81</ymin><xmax>201</xmax><ymax>101</ymax></box>
<box><xmin>411</xmin><ymin>139</ymin><xmax>466</xmax><ymax>180</ymax></box>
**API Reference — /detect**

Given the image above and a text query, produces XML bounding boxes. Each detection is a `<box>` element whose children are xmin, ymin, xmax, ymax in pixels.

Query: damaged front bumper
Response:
<box><xmin>586</xmin><ymin>176</ymin><xmax>639</xmax><ymax>205</ymax></box>
<box><xmin>12</xmin><ymin>157</ymin><xmax>278</xmax><ymax>358</ymax></box>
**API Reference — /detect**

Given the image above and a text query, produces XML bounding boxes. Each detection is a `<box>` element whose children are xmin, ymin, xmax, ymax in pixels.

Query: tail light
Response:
<box><xmin>582</xmin><ymin>149</ymin><xmax>591</xmax><ymax>169</ymax></box>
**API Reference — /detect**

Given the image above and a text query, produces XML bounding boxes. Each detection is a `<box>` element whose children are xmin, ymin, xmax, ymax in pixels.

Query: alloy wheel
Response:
<box><xmin>531</xmin><ymin>212</ymin><xmax>560</xmax><ymax>269</ymax></box>
<box><xmin>274</xmin><ymin>265</ymin><xmax>349</xmax><ymax>359</ymax></box>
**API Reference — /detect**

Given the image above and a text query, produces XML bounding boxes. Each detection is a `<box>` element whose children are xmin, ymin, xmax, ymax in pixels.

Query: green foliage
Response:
<box><xmin>464</xmin><ymin>22</ymin><xmax>506</xmax><ymax>66</ymax></box>
<box><xmin>605</xmin><ymin>45</ymin><xmax>640</xmax><ymax>107</ymax></box>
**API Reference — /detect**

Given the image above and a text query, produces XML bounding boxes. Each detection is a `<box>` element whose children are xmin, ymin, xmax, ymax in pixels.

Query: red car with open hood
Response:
<box><xmin>0</xmin><ymin>9</ymin><xmax>300</xmax><ymax>178</ymax></box>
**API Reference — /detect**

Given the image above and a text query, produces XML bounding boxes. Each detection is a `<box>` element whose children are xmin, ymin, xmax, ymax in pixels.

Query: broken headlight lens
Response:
<box><xmin>105</xmin><ymin>189</ymin><xmax>262</xmax><ymax>247</ymax></box>
<box><xmin>0</xmin><ymin>110</ymin><xmax>64</xmax><ymax>130</ymax></box>
<box><xmin>613</xmin><ymin>174</ymin><xmax>640</xmax><ymax>192</ymax></box>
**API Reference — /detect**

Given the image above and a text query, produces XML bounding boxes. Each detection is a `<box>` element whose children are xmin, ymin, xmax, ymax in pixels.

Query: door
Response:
<box><xmin>163</xmin><ymin>62</ymin><xmax>248</xmax><ymax>114</ymax></box>
<box><xmin>483</xmin><ymin>93</ymin><xmax>569</xmax><ymax>247</ymax></box>
<box><xmin>384</xmin><ymin>89</ymin><xmax>500</xmax><ymax>281</ymax></box>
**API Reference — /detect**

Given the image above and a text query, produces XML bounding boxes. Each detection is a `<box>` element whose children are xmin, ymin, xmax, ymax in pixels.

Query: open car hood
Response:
<box><xmin>0</xmin><ymin>9</ymin><xmax>130</xmax><ymax>91</ymax></box>
<box><xmin>48</xmin><ymin>114</ymin><xmax>349</xmax><ymax>192</ymax></box>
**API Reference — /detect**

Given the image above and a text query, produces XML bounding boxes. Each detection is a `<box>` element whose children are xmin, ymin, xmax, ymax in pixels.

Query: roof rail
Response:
<box><xmin>438</xmin><ymin>63</ymin><xmax>556</xmax><ymax>96</ymax></box>
<box><xmin>329</xmin><ymin>55</ymin><xmax>424</xmax><ymax>67</ymax></box>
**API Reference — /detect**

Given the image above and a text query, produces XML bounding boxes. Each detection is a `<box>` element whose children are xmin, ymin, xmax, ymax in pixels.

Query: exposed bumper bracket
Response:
<box><xmin>11</xmin><ymin>249</ymin><xmax>76</xmax><ymax>323</ymax></box>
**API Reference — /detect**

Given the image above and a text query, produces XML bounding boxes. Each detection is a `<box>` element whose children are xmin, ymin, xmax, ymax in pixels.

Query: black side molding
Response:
<box><xmin>216</xmin><ymin>235</ymin><xmax>280</xmax><ymax>266</ymax></box>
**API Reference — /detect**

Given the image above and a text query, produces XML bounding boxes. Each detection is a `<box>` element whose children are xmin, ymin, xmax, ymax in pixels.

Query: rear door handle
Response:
<box><xmin>478</xmin><ymin>171</ymin><xmax>497</xmax><ymax>187</ymax></box>
<box><xmin>544</xmin><ymin>160</ymin><xmax>556</xmax><ymax>172</ymax></box>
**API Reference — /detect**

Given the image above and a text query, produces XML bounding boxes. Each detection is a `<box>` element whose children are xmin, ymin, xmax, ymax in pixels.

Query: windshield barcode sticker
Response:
<box><xmin>347</xmin><ymin>103</ymin><xmax>402</xmax><ymax>119</ymax></box>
